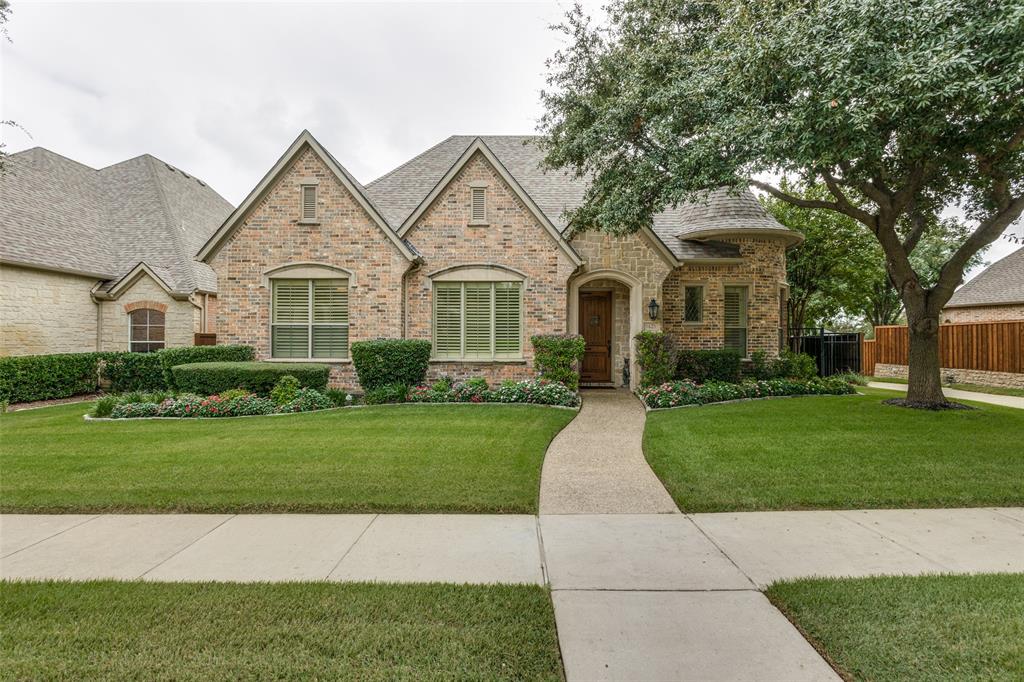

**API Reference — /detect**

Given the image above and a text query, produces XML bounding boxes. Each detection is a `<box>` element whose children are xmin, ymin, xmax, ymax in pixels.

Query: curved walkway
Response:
<box><xmin>539</xmin><ymin>389</ymin><xmax>678</xmax><ymax>514</ymax></box>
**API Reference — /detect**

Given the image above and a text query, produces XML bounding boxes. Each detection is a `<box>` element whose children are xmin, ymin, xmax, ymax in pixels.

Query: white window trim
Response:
<box><xmin>431</xmin><ymin>281</ymin><xmax>523</xmax><ymax>362</ymax></box>
<box><xmin>270</xmin><ymin>278</ymin><xmax>350</xmax><ymax>361</ymax></box>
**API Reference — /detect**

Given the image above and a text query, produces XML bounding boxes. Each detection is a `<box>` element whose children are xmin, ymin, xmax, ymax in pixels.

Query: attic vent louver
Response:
<box><xmin>470</xmin><ymin>186</ymin><xmax>486</xmax><ymax>224</ymax></box>
<box><xmin>301</xmin><ymin>185</ymin><xmax>317</xmax><ymax>221</ymax></box>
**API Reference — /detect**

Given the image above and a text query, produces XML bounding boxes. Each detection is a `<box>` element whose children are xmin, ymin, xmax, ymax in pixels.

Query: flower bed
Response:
<box><xmin>98</xmin><ymin>387</ymin><xmax>343</xmax><ymax>420</ymax></box>
<box><xmin>407</xmin><ymin>378</ymin><xmax>580</xmax><ymax>407</ymax></box>
<box><xmin>637</xmin><ymin>377</ymin><xmax>855</xmax><ymax>409</ymax></box>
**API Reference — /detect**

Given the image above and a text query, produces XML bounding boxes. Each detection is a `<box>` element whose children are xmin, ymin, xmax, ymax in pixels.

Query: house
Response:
<box><xmin>943</xmin><ymin>247</ymin><xmax>1024</xmax><ymax>323</ymax></box>
<box><xmin>200</xmin><ymin>131</ymin><xmax>800</xmax><ymax>389</ymax></box>
<box><xmin>0</xmin><ymin>148</ymin><xmax>233</xmax><ymax>356</ymax></box>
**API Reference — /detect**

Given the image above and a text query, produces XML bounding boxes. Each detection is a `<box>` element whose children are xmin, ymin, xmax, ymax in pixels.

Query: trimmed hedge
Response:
<box><xmin>351</xmin><ymin>339</ymin><xmax>431</xmax><ymax>391</ymax></box>
<box><xmin>100</xmin><ymin>352</ymin><xmax>165</xmax><ymax>393</ymax></box>
<box><xmin>170</xmin><ymin>362</ymin><xmax>330</xmax><ymax>397</ymax></box>
<box><xmin>635</xmin><ymin>331</ymin><xmax>676</xmax><ymax>387</ymax></box>
<box><xmin>0</xmin><ymin>353</ymin><xmax>102</xmax><ymax>403</ymax></box>
<box><xmin>159</xmin><ymin>345</ymin><xmax>255</xmax><ymax>389</ymax></box>
<box><xmin>676</xmin><ymin>349</ymin><xmax>743</xmax><ymax>383</ymax></box>
<box><xmin>531</xmin><ymin>334</ymin><xmax>586</xmax><ymax>390</ymax></box>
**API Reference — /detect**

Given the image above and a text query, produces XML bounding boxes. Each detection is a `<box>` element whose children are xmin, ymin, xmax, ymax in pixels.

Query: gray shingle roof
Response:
<box><xmin>1</xmin><ymin>147</ymin><xmax>232</xmax><ymax>293</ymax></box>
<box><xmin>946</xmin><ymin>247</ymin><xmax>1024</xmax><ymax>308</ymax></box>
<box><xmin>365</xmin><ymin>135</ymin><xmax>792</xmax><ymax>261</ymax></box>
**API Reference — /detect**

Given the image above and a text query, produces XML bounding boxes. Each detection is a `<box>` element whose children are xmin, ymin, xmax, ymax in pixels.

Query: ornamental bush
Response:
<box><xmin>100</xmin><ymin>352</ymin><xmax>165</xmax><ymax>392</ymax></box>
<box><xmin>637</xmin><ymin>377</ymin><xmax>855</xmax><ymax>409</ymax></box>
<box><xmin>158</xmin><ymin>344</ymin><xmax>255</xmax><ymax>389</ymax></box>
<box><xmin>270</xmin><ymin>375</ymin><xmax>301</xmax><ymax>406</ymax></box>
<box><xmin>675</xmin><ymin>349</ymin><xmax>743</xmax><ymax>383</ymax></box>
<box><xmin>0</xmin><ymin>352</ymin><xmax>103</xmax><ymax>403</ymax></box>
<box><xmin>363</xmin><ymin>383</ymin><xmax>409</xmax><ymax>405</ymax></box>
<box><xmin>750</xmin><ymin>349</ymin><xmax>818</xmax><ymax>380</ymax></box>
<box><xmin>351</xmin><ymin>339</ymin><xmax>432</xmax><ymax>391</ymax></box>
<box><xmin>491</xmin><ymin>379</ymin><xmax>579</xmax><ymax>407</ymax></box>
<box><xmin>634</xmin><ymin>331</ymin><xmax>676</xmax><ymax>387</ymax></box>
<box><xmin>110</xmin><ymin>401</ymin><xmax>161</xmax><ymax>419</ymax></box>
<box><xmin>171</xmin><ymin>362</ymin><xmax>330</xmax><ymax>396</ymax></box>
<box><xmin>280</xmin><ymin>387</ymin><xmax>334</xmax><ymax>413</ymax></box>
<box><xmin>531</xmin><ymin>334</ymin><xmax>586</xmax><ymax>390</ymax></box>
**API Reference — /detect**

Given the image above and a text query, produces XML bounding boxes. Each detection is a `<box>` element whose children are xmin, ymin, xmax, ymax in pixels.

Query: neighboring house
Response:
<box><xmin>943</xmin><ymin>247</ymin><xmax>1024</xmax><ymax>323</ymax></box>
<box><xmin>0</xmin><ymin>148</ymin><xmax>233</xmax><ymax>356</ymax></box>
<box><xmin>200</xmin><ymin>131</ymin><xmax>800</xmax><ymax>389</ymax></box>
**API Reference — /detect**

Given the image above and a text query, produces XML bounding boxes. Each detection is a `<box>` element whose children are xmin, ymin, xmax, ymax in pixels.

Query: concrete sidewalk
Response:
<box><xmin>868</xmin><ymin>381</ymin><xmax>1024</xmax><ymax>408</ymax></box>
<box><xmin>4</xmin><ymin>508</ymin><xmax>1022</xmax><ymax>681</ymax></box>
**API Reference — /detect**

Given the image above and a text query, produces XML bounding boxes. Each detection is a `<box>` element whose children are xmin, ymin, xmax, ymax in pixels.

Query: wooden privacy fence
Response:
<box><xmin>864</xmin><ymin>320</ymin><xmax>1024</xmax><ymax>375</ymax></box>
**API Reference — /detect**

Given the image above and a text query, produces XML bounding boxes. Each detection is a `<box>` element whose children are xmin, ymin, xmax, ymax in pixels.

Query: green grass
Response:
<box><xmin>0</xmin><ymin>581</ymin><xmax>563</xmax><ymax>681</ymax></box>
<box><xmin>0</xmin><ymin>402</ymin><xmax>575</xmax><ymax>513</ymax></box>
<box><xmin>642</xmin><ymin>389</ymin><xmax>1024</xmax><ymax>512</ymax></box>
<box><xmin>767</xmin><ymin>574</ymin><xmax>1024</xmax><ymax>682</ymax></box>
<box><xmin>868</xmin><ymin>376</ymin><xmax>1024</xmax><ymax>398</ymax></box>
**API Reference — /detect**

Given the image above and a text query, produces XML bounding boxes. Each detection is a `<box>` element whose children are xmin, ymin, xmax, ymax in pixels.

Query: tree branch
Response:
<box><xmin>751</xmin><ymin>180</ymin><xmax>842</xmax><ymax>212</ymax></box>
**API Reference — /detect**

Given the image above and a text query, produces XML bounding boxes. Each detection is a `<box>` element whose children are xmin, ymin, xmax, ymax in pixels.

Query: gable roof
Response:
<box><xmin>197</xmin><ymin>130</ymin><xmax>417</xmax><ymax>263</ymax></box>
<box><xmin>365</xmin><ymin>135</ymin><xmax>799</xmax><ymax>261</ymax></box>
<box><xmin>946</xmin><ymin>247</ymin><xmax>1024</xmax><ymax>309</ymax></box>
<box><xmin>0</xmin><ymin>147</ymin><xmax>232</xmax><ymax>294</ymax></box>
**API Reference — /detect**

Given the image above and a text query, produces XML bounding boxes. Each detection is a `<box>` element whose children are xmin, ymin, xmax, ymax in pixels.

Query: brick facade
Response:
<box><xmin>942</xmin><ymin>304</ymin><xmax>1024</xmax><ymax>324</ymax></box>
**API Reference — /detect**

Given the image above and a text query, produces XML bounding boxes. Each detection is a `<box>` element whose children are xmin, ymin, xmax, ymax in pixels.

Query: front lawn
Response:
<box><xmin>767</xmin><ymin>574</ymin><xmax>1024</xmax><ymax>682</ymax></box>
<box><xmin>0</xmin><ymin>402</ymin><xmax>575</xmax><ymax>513</ymax></box>
<box><xmin>643</xmin><ymin>389</ymin><xmax>1024</xmax><ymax>512</ymax></box>
<box><xmin>869</xmin><ymin>376</ymin><xmax>1024</xmax><ymax>398</ymax></box>
<box><xmin>0</xmin><ymin>581</ymin><xmax>563</xmax><ymax>681</ymax></box>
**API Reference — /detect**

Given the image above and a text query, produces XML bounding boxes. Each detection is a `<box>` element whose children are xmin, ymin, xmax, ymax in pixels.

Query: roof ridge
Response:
<box><xmin>366</xmin><ymin>135</ymin><xmax>469</xmax><ymax>188</ymax></box>
<box><xmin>15</xmin><ymin>146</ymin><xmax>99</xmax><ymax>172</ymax></box>
<box><xmin>143</xmin><ymin>154</ymin><xmax>196</xmax><ymax>292</ymax></box>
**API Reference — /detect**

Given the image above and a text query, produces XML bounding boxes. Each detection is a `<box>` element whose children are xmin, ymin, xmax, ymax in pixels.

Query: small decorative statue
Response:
<box><xmin>622</xmin><ymin>356</ymin><xmax>631</xmax><ymax>387</ymax></box>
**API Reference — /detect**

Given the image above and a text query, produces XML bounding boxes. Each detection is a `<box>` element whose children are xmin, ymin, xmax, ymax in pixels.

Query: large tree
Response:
<box><xmin>0</xmin><ymin>0</ymin><xmax>15</xmax><ymax>177</ymax></box>
<box><xmin>539</xmin><ymin>0</ymin><xmax>1024</xmax><ymax>406</ymax></box>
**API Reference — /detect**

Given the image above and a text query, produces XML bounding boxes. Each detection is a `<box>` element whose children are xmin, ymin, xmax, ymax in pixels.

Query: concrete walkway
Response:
<box><xmin>4</xmin><ymin>509</ymin><xmax>1022</xmax><ymax>680</ymax></box>
<box><xmin>539</xmin><ymin>389</ymin><xmax>678</xmax><ymax>514</ymax></box>
<box><xmin>868</xmin><ymin>381</ymin><xmax>1024</xmax><ymax>409</ymax></box>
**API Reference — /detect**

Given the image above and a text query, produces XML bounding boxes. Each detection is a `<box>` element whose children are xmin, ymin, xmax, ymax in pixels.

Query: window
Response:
<box><xmin>723</xmin><ymin>286</ymin><xmax>748</xmax><ymax>356</ymax></box>
<box><xmin>300</xmin><ymin>185</ymin><xmax>317</xmax><ymax>222</ymax></box>
<box><xmin>271</xmin><ymin>279</ymin><xmax>349</xmax><ymax>359</ymax></box>
<box><xmin>433</xmin><ymin>281</ymin><xmax>522</xmax><ymax>359</ymax></box>
<box><xmin>683</xmin><ymin>285</ymin><xmax>703</xmax><ymax>323</ymax></box>
<box><xmin>470</xmin><ymin>186</ymin><xmax>487</xmax><ymax>224</ymax></box>
<box><xmin>129</xmin><ymin>308</ymin><xmax>165</xmax><ymax>353</ymax></box>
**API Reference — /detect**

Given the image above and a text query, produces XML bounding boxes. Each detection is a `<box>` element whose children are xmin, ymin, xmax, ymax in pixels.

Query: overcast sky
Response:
<box><xmin>1</xmin><ymin>0</ymin><xmax>1017</xmax><ymax>277</ymax></box>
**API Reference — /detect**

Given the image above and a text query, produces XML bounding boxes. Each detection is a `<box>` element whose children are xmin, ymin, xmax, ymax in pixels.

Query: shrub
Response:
<box><xmin>0</xmin><ymin>353</ymin><xmax>102</xmax><ymax>403</ymax></box>
<box><xmin>749</xmin><ymin>349</ymin><xmax>818</xmax><ymax>380</ymax></box>
<box><xmin>158</xmin><ymin>345</ymin><xmax>255</xmax><ymax>389</ymax></box>
<box><xmin>110</xmin><ymin>402</ymin><xmax>161</xmax><ymax>419</ymax></box>
<box><xmin>634</xmin><ymin>332</ymin><xmax>676</xmax><ymax>387</ymax></box>
<box><xmin>325</xmin><ymin>388</ymin><xmax>352</xmax><ymax>407</ymax></box>
<box><xmin>531</xmin><ymin>334</ymin><xmax>586</xmax><ymax>390</ymax></box>
<box><xmin>834</xmin><ymin>371</ymin><xmax>869</xmax><ymax>386</ymax></box>
<box><xmin>676</xmin><ymin>349</ymin><xmax>743</xmax><ymax>383</ymax></box>
<box><xmin>117</xmin><ymin>389</ymin><xmax>174</xmax><ymax>405</ymax></box>
<box><xmin>351</xmin><ymin>339</ymin><xmax>431</xmax><ymax>391</ymax></box>
<box><xmin>363</xmin><ymin>383</ymin><xmax>408</xmax><ymax>405</ymax></box>
<box><xmin>217</xmin><ymin>388</ymin><xmax>252</xmax><ymax>401</ymax></box>
<box><xmin>638</xmin><ymin>376</ymin><xmax>855</xmax><ymax>408</ymax></box>
<box><xmin>270</xmin><ymin>375</ymin><xmax>301</xmax><ymax>406</ymax></box>
<box><xmin>91</xmin><ymin>395</ymin><xmax>119</xmax><ymax>418</ymax></box>
<box><xmin>451</xmin><ymin>378</ymin><xmax>490</xmax><ymax>403</ymax></box>
<box><xmin>171</xmin><ymin>362</ymin><xmax>329</xmax><ymax>396</ymax></box>
<box><xmin>491</xmin><ymin>379</ymin><xmax>579</xmax><ymax>407</ymax></box>
<box><xmin>280</xmin><ymin>388</ymin><xmax>334</xmax><ymax>413</ymax></box>
<box><xmin>100</xmin><ymin>352</ymin><xmax>166</xmax><ymax>393</ymax></box>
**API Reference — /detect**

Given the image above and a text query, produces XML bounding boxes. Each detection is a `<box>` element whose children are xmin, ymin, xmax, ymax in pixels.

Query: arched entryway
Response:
<box><xmin>568</xmin><ymin>269</ymin><xmax>645</xmax><ymax>389</ymax></box>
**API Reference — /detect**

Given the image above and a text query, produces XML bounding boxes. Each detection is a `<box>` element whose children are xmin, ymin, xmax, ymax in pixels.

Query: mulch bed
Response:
<box><xmin>6</xmin><ymin>394</ymin><xmax>101</xmax><ymax>412</ymax></box>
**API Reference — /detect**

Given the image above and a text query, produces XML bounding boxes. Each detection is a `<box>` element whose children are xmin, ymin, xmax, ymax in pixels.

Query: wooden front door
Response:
<box><xmin>579</xmin><ymin>291</ymin><xmax>612</xmax><ymax>383</ymax></box>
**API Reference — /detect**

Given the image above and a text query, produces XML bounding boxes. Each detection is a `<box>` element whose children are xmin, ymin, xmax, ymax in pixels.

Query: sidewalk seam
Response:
<box><xmin>324</xmin><ymin>514</ymin><xmax>379</xmax><ymax>581</ymax></box>
<box><xmin>684</xmin><ymin>515</ymin><xmax>758</xmax><ymax>589</ymax></box>
<box><xmin>0</xmin><ymin>514</ymin><xmax>100</xmax><ymax>560</ymax></box>
<box><xmin>137</xmin><ymin>514</ymin><xmax>237</xmax><ymax>579</ymax></box>
<box><xmin>832</xmin><ymin>510</ymin><xmax>948</xmax><ymax>571</ymax></box>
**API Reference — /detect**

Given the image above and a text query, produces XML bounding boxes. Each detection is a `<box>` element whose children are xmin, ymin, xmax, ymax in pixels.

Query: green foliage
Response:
<box><xmin>750</xmin><ymin>350</ymin><xmax>818</xmax><ymax>380</ymax></box>
<box><xmin>363</xmin><ymin>383</ymin><xmax>409</xmax><ymax>405</ymax></box>
<box><xmin>110</xmin><ymin>402</ymin><xmax>161</xmax><ymax>419</ymax></box>
<box><xmin>91</xmin><ymin>396</ymin><xmax>119</xmax><ymax>418</ymax></box>
<box><xmin>171</xmin><ymin>362</ymin><xmax>329</xmax><ymax>397</ymax></box>
<box><xmin>634</xmin><ymin>332</ymin><xmax>676</xmax><ymax>387</ymax></box>
<box><xmin>834</xmin><ymin>371</ymin><xmax>869</xmax><ymax>386</ymax></box>
<box><xmin>676</xmin><ymin>349</ymin><xmax>742</xmax><ymax>383</ymax></box>
<box><xmin>638</xmin><ymin>377</ymin><xmax>855</xmax><ymax>409</ymax></box>
<box><xmin>269</xmin><ymin>375</ymin><xmax>301</xmax><ymax>406</ymax></box>
<box><xmin>279</xmin><ymin>388</ymin><xmax>334</xmax><ymax>413</ymax></box>
<box><xmin>406</xmin><ymin>378</ymin><xmax>580</xmax><ymax>407</ymax></box>
<box><xmin>530</xmin><ymin>334</ymin><xmax>586</xmax><ymax>390</ymax></box>
<box><xmin>351</xmin><ymin>339</ymin><xmax>431</xmax><ymax>391</ymax></box>
<box><xmin>0</xmin><ymin>353</ymin><xmax>102</xmax><ymax>403</ymax></box>
<box><xmin>217</xmin><ymin>388</ymin><xmax>252</xmax><ymax>401</ymax></box>
<box><xmin>100</xmin><ymin>353</ymin><xmax>165</xmax><ymax>393</ymax></box>
<box><xmin>325</xmin><ymin>388</ymin><xmax>352</xmax><ymax>407</ymax></box>
<box><xmin>158</xmin><ymin>345</ymin><xmax>254</xmax><ymax>389</ymax></box>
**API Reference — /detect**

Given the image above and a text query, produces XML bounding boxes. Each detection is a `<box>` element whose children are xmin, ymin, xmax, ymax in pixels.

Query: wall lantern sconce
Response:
<box><xmin>648</xmin><ymin>298</ymin><xmax>660</xmax><ymax>320</ymax></box>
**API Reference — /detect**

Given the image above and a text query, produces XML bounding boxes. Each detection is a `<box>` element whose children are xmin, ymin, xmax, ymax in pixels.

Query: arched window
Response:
<box><xmin>129</xmin><ymin>308</ymin><xmax>165</xmax><ymax>353</ymax></box>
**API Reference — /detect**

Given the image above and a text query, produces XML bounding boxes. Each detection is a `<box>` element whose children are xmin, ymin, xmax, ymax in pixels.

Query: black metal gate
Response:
<box><xmin>788</xmin><ymin>328</ymin><xmax>862</xmax><ymax>377</ymax></box>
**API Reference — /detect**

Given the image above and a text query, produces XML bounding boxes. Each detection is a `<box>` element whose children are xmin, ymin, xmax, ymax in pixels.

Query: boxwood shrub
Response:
<box><xmin>0</xmin><ymin>352</ymin><xmax>102</xmax><ymax>403</ymax></box>
<box><xmin>531</xmin><ymin>334</ymin><xmax>586</xmax><ymax>390</ymax></box>
<box><xmin>351</xmin><ymin>339</ymin><xmax>431</xmax><ymax>390</ymax></box>
<box><xmin>171</xmin><ymin>361</ymin><xmax>330</xmax><ymax>396</ymax></box>
<box><xmin>100</xmin><ymin>352</ymin><xmax>165</xmax><ymax>392</ymax></box>
<box><xmin>676</xmin><ymin>349</ymin><xmax>743</xmax><ymax>383</ymax></box>
<box><xmin>159</xmin><ymin>344</ymin><xmax>255</xmax><ymax>388</ymax></box>
<box><xmin>635</xmin><ymin>331</ymin><xmax>676</xmax><ymax>387</ymax></box>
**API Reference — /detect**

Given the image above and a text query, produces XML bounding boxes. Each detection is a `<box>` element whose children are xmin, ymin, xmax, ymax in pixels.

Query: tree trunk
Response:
<box><xmin>904</xmin><ymin>310</ymin><xmax>947</xmax><ymax>405</ymax></box>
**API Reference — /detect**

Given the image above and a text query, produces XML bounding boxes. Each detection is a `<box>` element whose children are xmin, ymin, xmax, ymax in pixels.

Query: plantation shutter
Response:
<box><xmin>464</xmin><ymin>283</ymin><xmax>493</xmax><ymax>358</ymax></box>
<box><xmin>311</xmin><ymin>279</ymin><xmax>349</xmax><ymax>358</ymax></box>
<box><xmin>470</xmin><ymin>187</ymin><xmax>486</xmax><ymax>223</ymax></box>
<box><xmin>433</xmin><ymin>283</ymin><xmax>463</xmax><ymax>358</ymax></box>
<box><xmin>494</xmin><ymin>282</ymin><xmax>521</xmax><ymax>358</ymax></box>
<box><xmin>272</xmin><ymin>280</ymin><xmax>310</xmax><ymax>358</ymax></box>
<box><xmin>301</xmin><ymin>185</ymin><xmax>317</xmax><ymax>221</ymax></box>
<box><xmin>723</xmin><ymin>286</ymin><xmax>748</xmax><ymax>356</ymax></box>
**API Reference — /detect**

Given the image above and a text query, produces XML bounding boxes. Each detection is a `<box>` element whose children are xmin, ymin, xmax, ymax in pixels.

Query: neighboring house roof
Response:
<box><xmin>365</xmin><ymin>135</ymin><xmax>799</xmax><ymax>261</ymax></box>
<box><xmin>0</xmin><ymin>147</ymin><xmax>232</xmax><ymax>295</ymax></box>
<box><xmin>945</xmin><ymin>247</ymin><xmax>1024</xmax><ymax>308</ymax></box>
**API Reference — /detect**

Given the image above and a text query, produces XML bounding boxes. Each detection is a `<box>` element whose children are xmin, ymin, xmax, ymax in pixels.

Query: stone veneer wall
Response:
<box><xmin>0</xmin><ymin>264</ymin><xmax>98</xmax><ymax>356</ymax></box>
<box><xmin>98</xmin><ymin>272</ymin><xmax>196</xmax><ymax>351</ymax></box>
<box><xmin>662</xmin><ymin>237</ymin><xmax>788</xmax><ymax>357</ymax></box>
<box><xmin>579</xmin><ymin>279</ymin><xmax>631</xmax><ymax>386</ymax></box>
<box><xmin>942</xmin><ymin>305</ymin><xmax>1024</xmax><ymax>323</ymax></box>
<box><xmin>209</xmin><ymin>146</ymin><xmax>410</xmax><ymax>388</ymax></box>
<box><xmin>405</xmin><ymin>152</ymin><xmax>578</xmax><ymax>385</ymax></box>
<box><xmin>874</xmin><ymin>363</ymin><xmax>1024</xmax><ymax>389</ymax></box>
